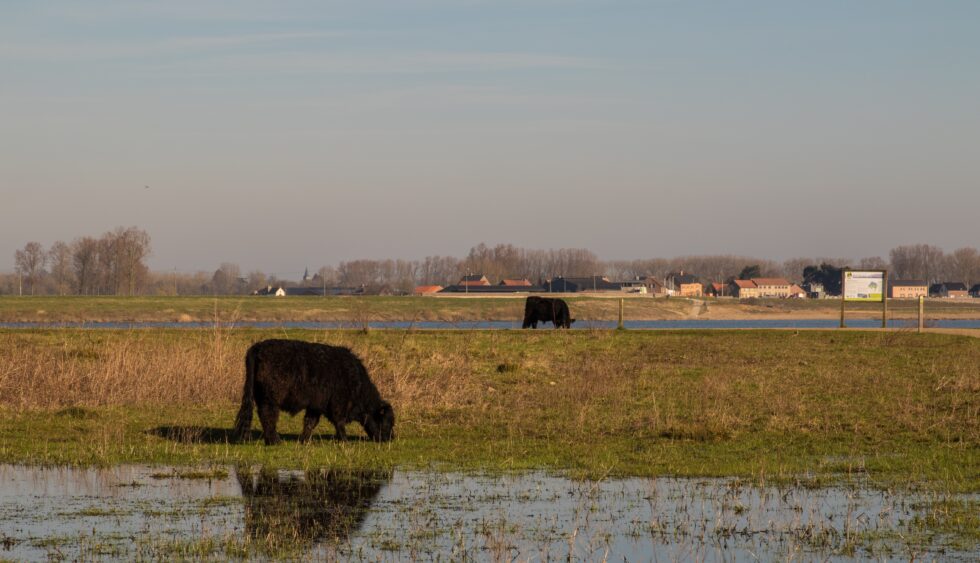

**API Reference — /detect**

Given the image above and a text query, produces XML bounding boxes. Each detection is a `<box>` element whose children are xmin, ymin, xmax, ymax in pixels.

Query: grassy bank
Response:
<box><xmin>0</xmin><ymin>328</ymin><xmax>976</xmax><ymax>491</ymax></box>
<box><xmin>2</xmin><ymin>295</ymin><xmax>979</xmax><ymax>323</ymax></box>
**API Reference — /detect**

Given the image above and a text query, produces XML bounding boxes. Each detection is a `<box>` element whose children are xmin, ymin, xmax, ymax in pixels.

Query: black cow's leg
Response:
<box><xmin>299</xmin><ymin>410</ymin><xmax>321</xmax><ymax>443</ymax></box>
<box><xmin>326</xmin><ymin>410</ymin><xmax>349</xmax><ymax>440</ymax></box>
<box><xmin>257</xmin><ymin>403</ymin><xmax>281</xmax><ymax>445</ymax></box>
<box><xmin>332</xmin><ymin>420</ymin><xmax>348</xmax><ymax>441</ymax></box>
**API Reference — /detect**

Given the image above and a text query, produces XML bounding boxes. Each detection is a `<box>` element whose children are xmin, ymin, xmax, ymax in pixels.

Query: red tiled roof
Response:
<box><xmin>500</xmin><ymin>279</ymin><xmax>532</xmax><ymax>286</ymax></box>
<box><xmin>751</xmin><ymin>278</ymin><xmax>791</xmax><ymax>286</ymax></box>
<box><xmin>414</xmin><ymin>285</ymin><xmax>443</xmax><ymax>294</ymax></box>
<box><xmin>732</xmin><ymin>279</ymin><xmax>757</xmax><ymax>289</ymax></box>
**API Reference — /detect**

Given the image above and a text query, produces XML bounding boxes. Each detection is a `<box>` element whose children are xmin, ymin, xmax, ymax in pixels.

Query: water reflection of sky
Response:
<box><xmin>0</xmin><ymin>465</ymin><xmax>976</xmax><ymax>561</ymax></box>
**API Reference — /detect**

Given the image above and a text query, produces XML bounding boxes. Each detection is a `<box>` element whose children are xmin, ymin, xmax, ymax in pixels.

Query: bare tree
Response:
<box><xmin>211</xmin><ymin>263</ymin><xmax>243</xmax><ymax>295</ymax></box>
<box><xmin>71</xmin><ymin>237</ymin><xmax>100</xmax><ymax>295</ymax></box>
<box><xmin>858</xmin><ymin>256</ymin><xmax>888</xmax><ymax>270</ymax></box>
<box><xmin>315</xmin><ymin>266</ymin><xmax>337</xmax><ymax>288</ymax></box>
<box><xmin>47</xmin><ymin>241</ymin><xmax>74</xmax><ymax>295</ymax></box>
<box><xmin>780</xmin><ymin>257</ymin><xmax>814</xmax><ymax>283</ymax></box>
<box><xmin>948</xmin><ymin>247</ymin><xmax>980</xmax><ymax>286</ymax></box>
<box><xmin>14</xmin><ymin>241</ymin><xmax>46</xmax><ymax>295</ymax></box>
<box><xmin>418</xmin><ymin>255</ymin><xmax>460</xmax><ymax>285</ymax></box>
<box><xmin>889</xmin><ymin>244</ymin><xmax>945</xmax><ymax>283</ymax></box>
<box><xmin>115</xmin><ymin>227</ymin><xmax>152</xmax><ymax>295</ymax></box>
<box><xmin>337</xmin><ymin>260</ymin><xmax>382</xmax><ymax>287</ymax></box>
<box><xmin>247</xmin><ymin>270</ymin><xmax>271</xmax><ymax>293</ymax></box>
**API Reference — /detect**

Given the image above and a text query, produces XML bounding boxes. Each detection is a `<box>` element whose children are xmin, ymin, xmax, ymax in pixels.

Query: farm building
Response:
<box><xmin>728</xmin><ymin>279</ymin><xmax>760</xmax><ymax>299</ymax></box>
<box><xmin>414</xmin><ymin>285</ymin><xmax>444</xmax><ymax>295</ymax></box>
<box><xmin>888</xmin><ymin>280</ymin><xmax>928</xmax><ymax>299</ymax></box>
<box><xmin>542</xmin><ymin>276</ymin><xmax>621</xmax><ymax>293</ymax></box>
<box><xmin>930</xmin><ymin>282</ymin><xmax>969</xmax><ymax>298</ymax></box>
<box><xmin>750</xmin><ymin>278</ymin><xmax>793</xmax><ymax>298</ymax></box>
<box><xmin>458</xmin><ymin>274</ymin><xmax>491</xmax><ymax>287</ymax></box>
<box><xmin>665</xmin><ymin>272</ymin><xmax>702</xmax><ymax>297</ymax></box>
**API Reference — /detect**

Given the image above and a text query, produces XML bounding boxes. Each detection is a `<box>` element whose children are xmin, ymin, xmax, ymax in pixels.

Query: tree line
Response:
<box><xmin>8</xmin><ymin>227</ymin><xmax>151</xmax><ymax>296</ymax></box>
<box><xmin>3</xmin><ymin>234</ymin><xmax>978</xmax><ymax>296</ymax></box>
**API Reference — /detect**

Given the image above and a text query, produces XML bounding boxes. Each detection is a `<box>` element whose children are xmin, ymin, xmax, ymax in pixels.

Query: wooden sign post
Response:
<box><xmin>881</xmin><ymin>271</ymin><xmax>888</xmax><ymax>329</ymax></box>
<box><xmin>918</xmin><ymin>295</ymin><xmax>925</xmax><ymax>333</ymax></box>
<box><xmin>841</xmin><ymin>269</ymin><xmax>887</xmax><ymax>330</ymax></box>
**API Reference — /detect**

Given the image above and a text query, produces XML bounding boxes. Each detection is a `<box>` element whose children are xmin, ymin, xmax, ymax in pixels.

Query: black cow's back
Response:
<box><xmin>522</xmin><ymin>296</ymin><xmax>573</xmax><ymax>329</ymax></box>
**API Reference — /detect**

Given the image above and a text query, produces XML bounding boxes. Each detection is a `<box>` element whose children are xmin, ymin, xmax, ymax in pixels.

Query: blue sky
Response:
<box><xmin>2</xmin><ymin>1</ymin><xmax>979</xmax><ymax>273</ymax></box>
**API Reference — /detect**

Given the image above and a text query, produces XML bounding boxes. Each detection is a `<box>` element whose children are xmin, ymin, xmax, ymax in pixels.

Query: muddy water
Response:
<box><xmin>0</xmin><ymin>465</ymin><xmax>975</xmax><ymax>561</ymax></box>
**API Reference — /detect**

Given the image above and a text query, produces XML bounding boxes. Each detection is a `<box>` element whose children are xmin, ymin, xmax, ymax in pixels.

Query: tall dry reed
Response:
<box><xmin>0</xmin><ymin>330</ymin><xmax>976</xmax><ymax>447</ymax></box>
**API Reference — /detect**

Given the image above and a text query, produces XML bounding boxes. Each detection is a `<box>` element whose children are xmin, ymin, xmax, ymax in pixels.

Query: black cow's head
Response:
<box><xmin>363</xmin><ymin>401</ymin><xmax>395</xmax><ymax>442</ymax></box>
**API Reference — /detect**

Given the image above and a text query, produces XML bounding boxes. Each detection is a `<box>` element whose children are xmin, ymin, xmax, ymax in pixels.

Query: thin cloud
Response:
<box><xmin>164</xmin><ymin>32</ymin><xmax>348</xmax><ymax>49</ymax></box>
<box><xmin>145</xmin><ymin>50</ymin><xmax>611</xmax><ymax>76</ymax></box>
<box><xmin>0</xmin><ymin>31</ymin><xmax>348</xmax><ymax>62</ymax></box>
<box><xmin>38</xmin><ymin>1</ymin><xmax>301</xmax><ymax>24</ymax></box>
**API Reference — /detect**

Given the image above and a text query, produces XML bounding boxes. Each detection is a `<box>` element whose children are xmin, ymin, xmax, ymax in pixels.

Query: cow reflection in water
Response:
<box><xmin>234</xmin><ymin>466</ymin><xmax>390</xmax><ymax>547</ymax></box>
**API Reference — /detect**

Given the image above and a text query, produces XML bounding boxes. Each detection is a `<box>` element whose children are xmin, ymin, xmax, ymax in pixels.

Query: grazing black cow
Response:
<box><xmin>232</xmin><ymin>339</ymin><xmax>395</xmax><ymax>445</ymax></box>
<box><xmin>522</xmin><ymin>296</ymin><xmax>575</xmax><ymax>329</ymax></box>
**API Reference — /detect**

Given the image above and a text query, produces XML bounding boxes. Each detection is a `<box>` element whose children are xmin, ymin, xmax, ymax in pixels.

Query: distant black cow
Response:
<box><xmin>522</xmin><ymin>296</ymin><xmax>575</xmax><ymax>329</ymax></box>
<box><xmin>232</xmin><ymin>339</ymin><xmax>395</xmax><ymax>445</ymax></box>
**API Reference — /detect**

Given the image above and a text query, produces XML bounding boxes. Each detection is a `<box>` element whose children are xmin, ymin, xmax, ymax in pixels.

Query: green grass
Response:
<box><xmin>0</xmin><ymin>328</ymin><xmax>976</xmax><ymax>492</ymax></box>
<box><xmin>0</xmin><ymin>295</ymin><xmax>535</xmax><ymax>323</ymax></box>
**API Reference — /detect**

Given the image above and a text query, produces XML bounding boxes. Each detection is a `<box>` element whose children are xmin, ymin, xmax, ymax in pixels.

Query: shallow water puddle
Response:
<box><xmin>0</xmin><ymin>465</ymin><xmax>975</xmax><ymax>560</ymax></box>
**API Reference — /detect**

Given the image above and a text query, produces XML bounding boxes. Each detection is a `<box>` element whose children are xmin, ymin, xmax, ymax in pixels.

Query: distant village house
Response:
<box><xmin>728</xmin><ymin>279</ymin><xmax>759</xmax><ymax>299</ymax></box>
<box><xmin>704</xmin><ymin>283</ymin><xmax>726</xmax><ymax>297</ymax></box>
<box><xmin>414</xmin><ymin>285</ymin><xmax>444</xmax><ymax>295</ymax></box>
<box><xmin>930</xmin><ymin>282</ymin><xmax>969</xmax><ymax>298</ymax></box>
<box><xmin>639</xmin><ymin>276</ymin><xmax>667</xmax><ymax>296</ymax></box>
<box><xmin>541</xmin><ymin>276</ymin><xmax>621</xmax><ymax>293</ymax></box>
<box><xmin>726</xmin><ymin>278</ymin><xmax>794</xmax><ymax>299</ymax></box>
<box><xmin>888</xmin><ymin>280</ymin><xmax>928</xmax><ymax>299</ymax></box>
<box><xmin>787</xmin><ymin>284</ymin><xmax>807</xmax><ymax>299</ymax></box>
<box><xmin>459</xmin><ymin>274</ymin><xmax>491</xmax><ymax>287</ymax></box>
<box><xmin>665</xmin><ymin>272</ymin><xmax>702</xmax><ymax>297</ymax></box>
<box><xmin>751</xmin><ymin>278</ymin><xmax>793</xmax><ymax>298</ymax></box>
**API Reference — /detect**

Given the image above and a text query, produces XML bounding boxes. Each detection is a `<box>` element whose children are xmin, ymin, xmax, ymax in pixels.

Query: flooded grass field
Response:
<box><xmin>1</xmin><ymin>464</ymin><xmax>977</xmax><ymax>561</ymax></box>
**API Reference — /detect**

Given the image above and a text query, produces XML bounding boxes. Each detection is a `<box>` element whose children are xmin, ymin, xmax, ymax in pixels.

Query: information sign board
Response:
<box><xmin>843</xmin><ymin>270</ymin><xmax>885</xmax><ymax>302</ymax></box>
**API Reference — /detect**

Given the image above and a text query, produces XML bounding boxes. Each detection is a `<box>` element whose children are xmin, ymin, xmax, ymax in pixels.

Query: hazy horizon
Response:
<box><xmin>3</xmin><ymin>1</ymin><xmax>979</xmax><ymax>274</ymax></box>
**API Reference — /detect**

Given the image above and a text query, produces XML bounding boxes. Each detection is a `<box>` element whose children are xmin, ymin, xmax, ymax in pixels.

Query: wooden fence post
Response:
<box><xmin>918</xmin><ymin>295</ymin><xmax>924</xmax><ymax>333</ymax></box>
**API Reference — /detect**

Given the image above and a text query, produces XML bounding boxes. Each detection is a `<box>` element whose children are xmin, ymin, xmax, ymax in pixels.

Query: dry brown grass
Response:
<box><xmin>0</xmin><ymin>329</ymin><xmax>977</xmax><ymax>450</ymax></box>
<box><xmin>0</xmin><ymin>330</ymin><xmax>490</xmax><ymax>416</ymax></box>
<box><xmin>0</xmin><ymin>331</ymin><xmax>240</xmax><ymax>408</ymax></box>
<box><xmin>0</xmin><ymin>328</ymin><xmax>977</xmax><ymax>487</ymax></box>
